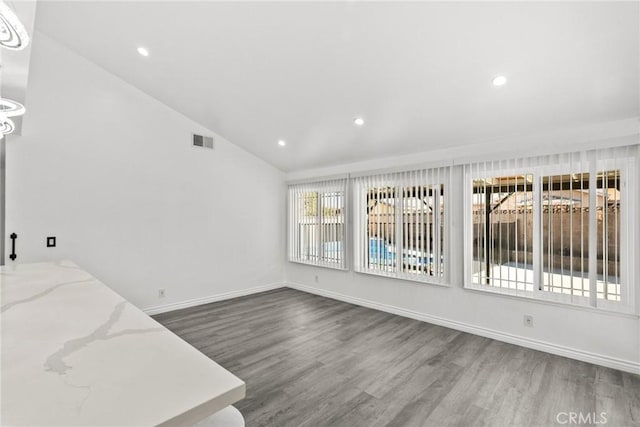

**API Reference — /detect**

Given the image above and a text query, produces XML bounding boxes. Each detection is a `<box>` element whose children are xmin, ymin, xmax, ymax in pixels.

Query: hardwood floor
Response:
<box><xmin>154</xmin><ymin>288</ymin><xmax>640</xmax><ymax>427</ymax></box>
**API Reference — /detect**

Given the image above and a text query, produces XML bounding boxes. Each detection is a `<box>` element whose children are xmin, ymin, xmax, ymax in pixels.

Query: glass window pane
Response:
<box><xmin>597</xmin><ymin>169</ymin><xmax>621</xmax><ymax>301</ymax></box>
<box><xmin>471</xmin><ymin>175</ymin><xmax>534</xmax><ymax>291</ymax></box>
<box><xmin>301</xmin><ymin>192</ymin><xmax>319</xmax><ymax>261</ymax></box>
<box><xmin>366</xmin><ymin>187</ymin><xmax>396</xmax><ymax>273</ymax></box>
<box><xmin>288</xmin><ymin>181</ymin><xmax>347</xmax><ymax>269</ymax></box>
<box><xmin>400</xmin><ymin>185</ymin><xmax>443</xmax><ymax>278</ymax></box>
<box><xmin>320</xmin><ymin>191</ymin><xmax>344</xmax><ymax>264</ymax></box>
<box><xmin>541</xmin><ymin>173</ymin><xmax>590</xmax><ymax>297</ymax></box>
<box><xmin>540</xmin><ymin>170</ymin><xmax>621</xmax><ymax>301</ymax></box>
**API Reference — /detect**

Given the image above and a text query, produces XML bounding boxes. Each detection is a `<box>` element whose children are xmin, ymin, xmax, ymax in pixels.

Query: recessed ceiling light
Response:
<box><xmin>353</xmin><ymin>117</ymin><xmax>365</xmax><ymax>126</ymax></box>
<box><xmin>492</xmin><ymin>75</ymin><xmax>507</xmax><ymax>86</ymax></box>
<box><xmin>137</xmin><ymin>47</ymin><xmax>149</xmax><ymax>57</ymax></box>
<box><xmin>277</xmin><ymin>139</ymin><xmax>286</xmax><ymax>147</ymax></box>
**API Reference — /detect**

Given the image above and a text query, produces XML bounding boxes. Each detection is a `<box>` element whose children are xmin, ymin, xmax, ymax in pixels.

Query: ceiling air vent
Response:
<box><xmin>192</xmin><ymin>133</ymin><xmax>214</xmax><ymax>149</ymax></box>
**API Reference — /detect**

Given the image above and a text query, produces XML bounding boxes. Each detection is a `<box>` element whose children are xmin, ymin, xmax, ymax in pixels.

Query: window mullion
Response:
<box><xmin>434</xmin><ymin>182</ymin><xmax>441</xmax><ymax>280</ymax></box>
<box><xmin>588</xmin><ymin>151</ymin><xmax>597</xmax><ymax>307</ymax></box>
<box><xmin>533</xmin><ymin>171</ymin><xmax>542</xmax><ymax>296</ymax></box>
<box><xmin>395</xmin><ymin>179</ymin><xmax>403</xmax><ymax>275</ymax></box>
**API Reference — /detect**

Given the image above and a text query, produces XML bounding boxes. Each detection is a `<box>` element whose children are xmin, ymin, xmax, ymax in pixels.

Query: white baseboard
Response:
<box><xmin>143</xmin><ymin>282</ymin><xmax>286</xmax><ymax>316</ymax></box>
<box><xmin>285</xmin><ymin>281</ymin><xmax>640</xmax><ymax>375</ymax></box>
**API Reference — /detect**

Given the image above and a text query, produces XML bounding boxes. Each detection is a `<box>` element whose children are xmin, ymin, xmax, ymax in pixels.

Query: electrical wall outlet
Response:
<box><xmin>158</xmin><ymin>289</ymin><xmax>166</xmax><ymax>298</ymax></box>
<box><xmin>524</xmin><ymin>315</ymin><xmax>534</xmax><ymax>327</ymax></box>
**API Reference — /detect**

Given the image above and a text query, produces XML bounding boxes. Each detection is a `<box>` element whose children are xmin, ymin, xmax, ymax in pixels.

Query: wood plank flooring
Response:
<box><xmin>154</xmin><ymin>288</ymin><xmax>640</xmax><ymax>427</ymax></box>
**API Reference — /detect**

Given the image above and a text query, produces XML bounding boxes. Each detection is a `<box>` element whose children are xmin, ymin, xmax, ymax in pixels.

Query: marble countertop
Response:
<box><xmin>0</xmin><ymin>260</ymin><xmax>245</xmax><ymax>426</ymax></box>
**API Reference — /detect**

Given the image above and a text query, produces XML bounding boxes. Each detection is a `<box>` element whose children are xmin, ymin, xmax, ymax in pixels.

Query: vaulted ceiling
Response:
<box><xmin>35</xmin><ymin>1</ymin><xmax>639</xmax><ymax>171</ymax></box>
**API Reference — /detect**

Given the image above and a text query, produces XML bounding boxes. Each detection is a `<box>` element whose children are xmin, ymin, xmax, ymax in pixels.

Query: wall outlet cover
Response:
<box><xmin>46</xmin><ymin>237</ymin><xmax>56</xmax><ymax>247</ymax></box>
<box><xmin>524</xmin><ymin>315</ymin><xmax>534</xmax><ymax>327</ymax></box>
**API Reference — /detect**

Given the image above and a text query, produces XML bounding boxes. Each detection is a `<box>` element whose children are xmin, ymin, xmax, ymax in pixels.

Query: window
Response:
<box><xmin>354</xmin><ymin>167</ymin><xmax>448</xmax><ymax>284</ymax></box>
<box><xmin>464</xmin><ymin>146</ymin><xmax>637</xmax><ymax>312</ymax></box>
<box><xmin>288</xmin><ymin>178</ymin><xmax>347</xmax><ymax>269</ymax></box>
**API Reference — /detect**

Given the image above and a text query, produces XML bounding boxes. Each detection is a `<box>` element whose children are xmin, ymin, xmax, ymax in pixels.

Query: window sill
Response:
<box><xmin>463</xmin><ymin>283</ymin><xmax>639</xmax><ymax>319</ymax></box>
<box><xmin>355</xmin><ymin>269</ymin><xmax>450</xmax><ymax>288</ymax></box>
<box><xmin>287</xmin><ymin>259</ymin><xmax>349</xmax><ymax>271</ymax></box>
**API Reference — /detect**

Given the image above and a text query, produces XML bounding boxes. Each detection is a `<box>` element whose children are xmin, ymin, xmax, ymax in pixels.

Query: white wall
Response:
<box><xmin>286</xmin><ymin>137</ymin><xmax>640</xmax><ymax>373</ymax></box>
<box><xmin>4</xmin><ymin>32</ymin><xmax>286</xmax><ymax>310</ymax></box>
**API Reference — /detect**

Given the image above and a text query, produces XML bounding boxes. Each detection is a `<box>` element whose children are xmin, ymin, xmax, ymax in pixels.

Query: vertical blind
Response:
<box><xmin>288</xmin><ymin>178</ymin><xmax>348</xmax><ymax>269</ymax></box>
<box><xmin>464</xmin><ymin>144</ymin><xmax>637</xmax><ymax>310</ymax></box>
<box><xmin>353</xmin><ymin>167</ymin><xmax>449</xmax><ymax>284</ymax></box>
<box><xmin>286</xmin><ymin>144</ymin><xmax>637</xmax><ymax>313</ymax></box>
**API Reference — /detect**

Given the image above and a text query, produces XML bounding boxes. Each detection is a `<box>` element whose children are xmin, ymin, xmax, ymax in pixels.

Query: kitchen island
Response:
<box><xmin>0</xmin><ymin>260</ymin><xmax>245</xmax><ymax>426</ymax></box>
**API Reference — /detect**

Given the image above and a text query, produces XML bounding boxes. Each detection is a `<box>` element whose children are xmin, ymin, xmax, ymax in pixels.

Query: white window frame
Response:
<box><xmin>353</xmin><ymin>167</ymin><xmax>450</xmax><ymax>286</ymax></box>
<box><xmin>463</xmin><ymin>148</ymin><xmax>637</xmax><ymax>314</ymax></box>
<box><xmin>287</xmin><ymin>178</ymin><xmax>348</xmax><ymax>270</ymax></box>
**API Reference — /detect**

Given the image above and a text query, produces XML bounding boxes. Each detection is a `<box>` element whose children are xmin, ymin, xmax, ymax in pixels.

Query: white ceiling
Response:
<box><xmin>35</xmin><ymin>1</ymin><xmax>638</xmax><ymax>172</ymax></box>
